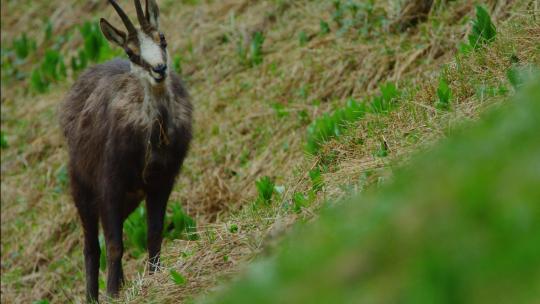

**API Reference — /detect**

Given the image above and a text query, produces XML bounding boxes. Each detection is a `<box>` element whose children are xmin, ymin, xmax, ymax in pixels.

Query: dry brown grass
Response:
<box><xmin>1</xmin><ymin>0</ymin><xmax>539</xmax><ymax>303</ymax></box>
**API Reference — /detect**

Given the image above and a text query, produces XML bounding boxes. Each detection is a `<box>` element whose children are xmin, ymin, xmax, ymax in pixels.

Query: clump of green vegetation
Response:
<box><xmin>469</xmin><ymin>5</ymin><xmax>497</xmax><ymax>49</ymax></box>
<box><xmin>298</xmin><ymin>31</ymin><xmax>309</xmax><ymax>46</ymax></box>
<box><xmin>460</xmin><ymin>5</ymin><xmax>497</xmax><ymax>53</ymax></box>
<box><xmin>291</xmin><ymin>191</ymin><xmax>317</xmax><ymax>214</ymax></box>
<box><xmin>306</xmin><ymin>98</ymin><xmax>367</xmax><ymax>154</ymax></box>
<box><xmin>297</xmin><ymin>110</ymin><xmax>310</xmax><ymax>125</ymax></box>
<box><xmin>249</xmin><ymin>31</ymin><xmax>265</xmax><ymax>66</ymax></box>
<box><xmin>369</xmin><ymin>82</ymin><xmax>400</xmax><ymax>114</ymax></box>
<box><xmin>71</xmin><ymin>21</ymin><xmax>118</xmax><ymax>74</ymax></box>
<box><xmin>170</xmin><ymin>269</ymin><xmax>187</xmax><ymax>285</ymax></box>
<box><xmin>237</xmin><ymin>31</ymin><xmax>265</xmax><ymax>67</ymax></box>
<box><xmin>26</xmin><ymin>20</ymin><xmax>121</xmax><ymax>94</ymax></box>
<box><xmin>53</xmin><ymin>165</ymin><xmax>69</xmax><ymax>193</ymax></box>
<box><xmin>309</xmin><ymin>167</ymin><xmax>324</xmax><ymax>192</ymax></box>
<box><xmin>30</xmin><ymin>69</ymin><xmax>49</xmax><ymax>93</ymax></box>
<box><xmin>271</xmin><ymin>102</ymin><xmax>289</xmax><ymax>118</ymax></box>
<box><xmin>436</xmin><ymin>78</ymin><xmax>452</xmax><ymax>110</ymax></box>
<box><xmin>80</xmin><ymin>21</ymin><xmax>115</xmax><ymax>62</ymax></box>
<box><xmin>0</xmin><ymin>132</ymin><xmax>8</xmax><ymax>149</ymax></box>
<box><xmin>124</xmin><ymin>206</ymin><xmax>148</xmax><ymax>257</ymax></box>
<box><xmin>229</xmin><ymin>224</ymin><xmax>239</xmax><ymax>233</ymax></box>
<box><xmin>99</xmin><ymin>235</ymin><xmax>107</xmax><ymax>271</ymax></box>
<box><xmin>255</xmin><ymin>176</ymin><xmax>275</xmax><ymax>205</ymax></box>
<box><xmin>373</xmin><ymin>140</ymin><xmax>389</xmax><ymax>158</ymax></box>
<box><xmin>507</xmin><ymin>65</ymin><xmax>536</xmax><ymax>89</ymax></box>
<box><xmin>123</xmin><ymin>203</ymin><xmax>198</xmax><ymax>257</ymax></box>
<box><xmin>328</xmin><ymin>0</ymin><xmax>387</xmax><ymax>37</ymax></box>
<box><xmin>70</xmin><ymin>50</ymin><xmax>88</xmax><ymax>74</ymax></box>
<box><xmin>12</xmin><ymin>33</ymin><xmax>36</xmax><ymax>60</ymax></box>
<box><xmin>44</xmin><ymin>21</ymin><xmax>53</xmax><ymax>42</ymax></box>
<box><xmin>292</xmin><ymin>192</ymin><xmax>308</xmax><ymax>213</ymax></box>
<box><xmin>30</xmin><ymin>49</ymin><xmax>67</xmax><ymax>93</ymax></box>
<box><xmin>42</xmin><ymin>50</ymin><xmax>67</xmax><ymax>80</ymax></box>
<box><xmin>165</xmin><ymin>202</ymin><xmax>198</xmax><ymax>241</ymax></box>
<box><xmin>173</xmin><ymin>54</ymin><xmax>183</xmax><ymax>74</ymax></box>
<box><xmin>319</xmin><ymin>20</ymin><xmax>331</xmax><ymax>35</ymax></box>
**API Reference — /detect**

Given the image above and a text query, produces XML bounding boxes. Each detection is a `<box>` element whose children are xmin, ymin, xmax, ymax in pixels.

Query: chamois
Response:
<box><xmin>59</xmin><ymin>0</ymin><xmax>192</xmax><ymax>301</ymax></box>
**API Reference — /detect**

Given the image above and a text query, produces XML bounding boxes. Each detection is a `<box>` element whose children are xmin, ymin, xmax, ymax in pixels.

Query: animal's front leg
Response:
<box><xmin>145</xmin><ymin>181</ymin><xmax>174</xmax><ymax>273</ymax></box>
<box><xmin>101</xmin><ymin>185</ymin><xmax>126</xmax><ymax>298</ymax></box>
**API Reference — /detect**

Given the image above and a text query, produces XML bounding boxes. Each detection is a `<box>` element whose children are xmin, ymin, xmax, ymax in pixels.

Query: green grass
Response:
<box><xmin>170</xmin><ymin>269</ymin><xmax>187</xmax><ymax>286</ymax></box>
<box><xmin>308</xmin><ymin>167</ymin><xmax>324</xmax><ymax>192</ymax></box>
<box><xmin>330</xmin><ymin>0</ymin><xmax>386</xmax><ymax>37</ymax></box>
<box><xmin>4</xmin><ymin>20</ymin><xmax>118</xmax><ymax>94</ymax></box>
<box><xmin>166</xmin><ymin>202</ymin><xmax>199</xmax><ymax>241</ymax></box>
<box><xmin>436</xmin><ymin>78</ymin><xmax>452</xmax><ymax>110</ymax></box>
<box><xmin>0</xmin><ymin>131</ymin><xmax>8</xmax><ymax>149</ymax></box>
<box><xmin>319</xmin><ymin>20</ymin><xmax>330</xmax><ymax>35</ymax></box>
<box><xmin>124</xmin><ymin>206</ymin><xmax>148</xmax><ymax>258</ymax></box>
<box><xmin>123</xmin><ymin>203</ymin><xmax>199</xmax><ymax>258</ymax></box>
<box><xmin>468</xmin><ymin>5</ymin><xmax>497</xmax><ymax>49</ymax></box>
<box><xmin>237</xmin><ymin>31</ymin><xmax>265</xmax><ymax>67</ymax></box>
<box><xmin>12</xmin><ymin>33</ymin><xmax>36</xmax><ymax>60</ymax></box>
<box><xmin>460</xmin><ymin>5</ymin><xmax>497</xmax><ymax>54</ymax></box>
<box><xmin>205</xmin><ymin>74</ymin><xmax>540</xmax><ymax>304</ymax></box>
<box><xmin>369</xmin><ymin>82</ymin><xmax>400</xmax><ymax>114</ymax></box>
<box><xmin>306</xmin><ymin>98</ymin><xmax>367</xmax><ymax>154</ymax></box>
<box><xmin>255</xmin><ymin>176</ymin><xmax>275</xmax><ymax>205</ymax></box>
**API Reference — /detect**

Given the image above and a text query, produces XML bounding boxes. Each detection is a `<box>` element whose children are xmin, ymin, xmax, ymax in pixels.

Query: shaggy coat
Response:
<box><xmin>59</xmin><ymin>58</ymin><xmax>192</xmax><ymax>300</ymax></box>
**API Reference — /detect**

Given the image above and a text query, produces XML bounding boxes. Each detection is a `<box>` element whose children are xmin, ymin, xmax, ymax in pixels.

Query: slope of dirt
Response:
<box><xmin>1</xmin><ymin>0</ymin><xmax>538</xmax><ymax>303</ymax></box>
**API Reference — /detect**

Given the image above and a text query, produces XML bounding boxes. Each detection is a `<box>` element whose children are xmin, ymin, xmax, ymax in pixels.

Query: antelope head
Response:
<box><xmin>100</xmin><ymin>0</ymin><xmax>170</xmax><ymax>86</ymax></box>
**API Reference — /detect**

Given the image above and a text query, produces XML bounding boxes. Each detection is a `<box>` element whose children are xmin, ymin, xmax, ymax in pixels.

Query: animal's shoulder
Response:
<box><xmin>86</xmin><ymin>58</ymin><xmax>130</xmax><ymax>77</ymax></box>
<box><xmin>170</xmin><ymin>72</ymin><xmax>190</xmax><ymax>103</ymax></box>
<box><xmin>60</xmin><ymin>60</ymin><xmax>130</xmax><ymax>133</ymax></box>
<box><xmin>168</xmin><ymin>72</ymin><xmax>192</xmax><ymax>127</ymax></box>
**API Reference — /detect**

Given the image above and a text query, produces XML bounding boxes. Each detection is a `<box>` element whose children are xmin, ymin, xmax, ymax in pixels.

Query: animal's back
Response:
<box><xmin>59</xmin><ymin>59</ymin><xmax>130</xmax><ymax>138</ymax></box>
<box><xmin>59</xmin><ymin>59</ymin><xmax>136</xmax><ymax>188</ymax></box>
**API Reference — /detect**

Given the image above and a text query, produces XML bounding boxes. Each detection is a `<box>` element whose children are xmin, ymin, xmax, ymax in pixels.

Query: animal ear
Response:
<box><xmin>100</xmin><ymin>18</ymin><xmax>127</xmax><ymax>47</ymax></box>
<box><xmin>145</xmin><ymin>0</ymin><xmax>160</xmax><ymax>29</ymax></box>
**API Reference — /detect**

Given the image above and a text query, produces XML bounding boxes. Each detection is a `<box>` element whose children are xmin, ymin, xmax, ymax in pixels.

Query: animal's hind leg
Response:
<box><xmin>71</xmin><ymin>176</ymin><xmax>100</xmax><ymax>303</ymax></box>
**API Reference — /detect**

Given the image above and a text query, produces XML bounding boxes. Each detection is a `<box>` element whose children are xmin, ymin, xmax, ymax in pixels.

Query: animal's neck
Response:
<box><xmin>129</xmin><ymin>63</ymin><xmax>171</xmax><ymax>102</ymax></box>
<box><xmin>141</xmin><ymin>80</ymin><xmax>171</xmax><ymax>107</ymax></box>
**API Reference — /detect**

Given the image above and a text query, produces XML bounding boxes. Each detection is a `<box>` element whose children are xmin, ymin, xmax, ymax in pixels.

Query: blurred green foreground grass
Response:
<box><xmin>206</xmin><ymin>76</ymin><xmax>540</xmax><ymax>304</ymax></box>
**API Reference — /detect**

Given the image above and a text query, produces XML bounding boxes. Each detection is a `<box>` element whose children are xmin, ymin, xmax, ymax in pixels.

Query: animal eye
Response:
<box><xmin>126</xmin><ymin>49</ymin><xmax>135</xmax><ymax>58</ymax></box>
<box><xmin>159</xmin><ymin>33</ymin><xmax>167</xmax><ymax>48</ymax></box>
<box><xmin>125</xmin><ymin>48</ymin><xmax>141</xmax><ymax>63</ymax></box>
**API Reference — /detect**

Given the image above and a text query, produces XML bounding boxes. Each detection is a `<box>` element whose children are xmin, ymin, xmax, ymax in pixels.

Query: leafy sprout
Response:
<box><xmin>436</xmin><ymin>78</ymin><xmax>452</xmax><ymax>110</ymax></box>
<box><xmin>468</xmin><ymin>5</ymin><xmax>497</xmax><ymax>49</ymax></box>
<box><xmin>256</xmin><ymin>176</ymin><xmax>275</xmax><ymax>205</ymax></box>
<box><xmin>306</xmin><ymin>98</ymin><xmax>367</xmax><ymax>154</ymax></box>
<box><xmin>170</xmin><ymin>269</ymin><xmax>187</xmax><ymax>285</ymax></box>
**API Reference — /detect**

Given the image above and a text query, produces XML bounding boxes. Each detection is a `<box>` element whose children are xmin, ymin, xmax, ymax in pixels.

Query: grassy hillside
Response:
<box><xmin>205</xmin><ymin>74</ymin><xmax>540</xmax><ymax>304</ymax></box>
<box><xmin>1</xmin><ymin>0</ymin><xmax>539</xmax><ymax>303</ymax></box>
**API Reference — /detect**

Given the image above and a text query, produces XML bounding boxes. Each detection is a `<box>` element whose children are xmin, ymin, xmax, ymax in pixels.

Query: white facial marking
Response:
<box><xmin>138</xmin><ymin>31</ymin><xmax>163</xmax><ymax>66</ymax></box>
<box><xmin>131</xmin><ymin>63</ymin><xmax>155</xmax><ymax>85</ymax></box>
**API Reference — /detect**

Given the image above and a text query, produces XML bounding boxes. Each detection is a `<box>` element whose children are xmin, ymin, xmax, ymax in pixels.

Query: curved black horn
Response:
<box><xmin>145</xmin><ymin>0</ymin><xmax>151</xmax><ymax>23</ymax></box>
<box><xmin>108</xmin><ymin>0</ymin><xmax>137</xmax><ymax>34</ymax></box>
<box><xmin>134</xmin><ymin>0</ymin><xmax>150</xmax><ymax>31</ymax></box>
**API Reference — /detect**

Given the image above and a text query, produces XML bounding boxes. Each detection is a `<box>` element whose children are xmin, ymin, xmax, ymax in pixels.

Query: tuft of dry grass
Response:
<box><xmin>1</xmin><ymin>0</ymin><xmax>539</xmax><ymax>303</ymax></box>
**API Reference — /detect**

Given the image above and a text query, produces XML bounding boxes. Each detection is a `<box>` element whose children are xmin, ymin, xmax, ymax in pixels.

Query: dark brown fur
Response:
<box><xmin>59</xmin><ymin>58</ymin><xmax>192</xmax><ymax>302</ymax></box>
